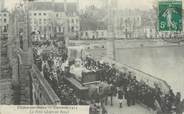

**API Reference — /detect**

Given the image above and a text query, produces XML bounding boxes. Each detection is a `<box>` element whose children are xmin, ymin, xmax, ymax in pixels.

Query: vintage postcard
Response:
<box><xmin>0</xmin><ymin>0</ymin><xmax>184</xmax><ymax>114</ymax></box>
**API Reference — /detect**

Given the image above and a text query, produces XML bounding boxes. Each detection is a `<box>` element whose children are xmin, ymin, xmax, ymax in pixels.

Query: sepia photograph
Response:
<box><xmin>0</xmin><ymin>0</ymin><xmax>184</xmax><ymax>114</ymax></box>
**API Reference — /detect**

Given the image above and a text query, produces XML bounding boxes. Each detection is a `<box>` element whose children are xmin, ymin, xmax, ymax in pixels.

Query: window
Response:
<box><xmin>92</xmin><ymin>35</ymin><xmax>95</xmax><ymax>39</ymax></box>
<box><xmin>56</xmin><ymin>14</ymin><xmax>59</xmax><ymax>17</ymax></box>
<box><xmin>3</xmin><ymin>26</ymin><xmax>7</xmax><ymax>32</ymax></box>
<box><xmin>34</xmin><ymin>13</ymin><xmax>37</xmax><ymax>16</ymax></box>
<box><xmin>76</xmin><ymin>26</ymin><xmax>78</xmax><ymax>30</ymax></box>
<box><xmin>39</xmin><ymin>13</ymin><xmax>41</xmax><ymax>16</ymax></box>
<box><xmin>72</xmin><ymin>19</ymin><xmax>74</xmax><ymax>23</ymax></box>
<box><xmin>71</xmin><ymin>26</ymin><xmax>74</xmax><ymax>32</ymax></box>
<box><xmin>43</xmin><ymin>19</ymin><xmax>47</xmax><ymax>24</ymax></box>
<box><xmin>34</xmin><ymin>19</ymin><xmax>38</xmax><ymax>24</ymax></box>
<box><xmin>101</xmin><ymin>32</ymin><xmax>104</xmax><ymax>36</ymax></box>
<box><xmin>81</xmin><ymin>32</ymin><xmax>83</xmax><ymax>36</ymax></box>
<box><xmin>4</xmin><ymin>18</ymin><xmax>6</xmax><ymax>23</ymax></box>
<box><xmin>68</xmin><ymin>26</ymin><xmax>70</xmax><ymax>32</ymax></box>
<box><xmin>39</xmin><ymin>26</ymin><xmax>42</xmax><ymax>31</ymax></box>
<box><xmin>85</xmin><ymin>32</ymin><xmax>88</xmax><ymax>36</ymax></box>
<box><xmin>96</xmin><ymin>32</ymin><xmax>98</xmax><ymax>37</ymax></box>
<box><xmin>137</xmin><ymin>17</ymin><xmax>140</xmax><ymax>21</ymax></box>
<box><xmin>4</xmin><ymin>13</ymin><xmax>7</xmax><ymax>16</ymax></box>
<box><xmin>43</xmin><ymin>13</ymin><xmax>46</xmax><ymax>16</ymax></box>
<box><xmin>59</xmin><ymin>26</ymin><xmax>61</xmax><ymax>32</ymax></box>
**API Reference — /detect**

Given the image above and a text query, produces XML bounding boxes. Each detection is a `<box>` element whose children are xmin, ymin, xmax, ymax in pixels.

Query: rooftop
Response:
<box><xmin>31</xmin><ymin>2</ymin><xmax>78</xmax><ymax>15</ymax></box>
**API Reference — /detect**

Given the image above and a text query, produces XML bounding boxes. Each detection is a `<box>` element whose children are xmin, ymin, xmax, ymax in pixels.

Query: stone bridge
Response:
<box><xmin>30</xmin><ymin>64</ymin><xmax>61</xmax><ymax>105</ymax></box>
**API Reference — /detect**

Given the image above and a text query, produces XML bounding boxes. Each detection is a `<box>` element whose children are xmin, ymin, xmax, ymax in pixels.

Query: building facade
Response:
<box><xmin>118</xmin><ymin>9</ymin><xmax>143</xmax><ymax>38</ymax></box>
<box><xmin>29</xmin><ymin>1</ymin><xmax>80</xmax><ymax>41</ymax></box>
<box><xmin>0</xmin><ymin>10</ymin><xmax>9</xmax><ymax>33</ymax></box>
<box><xmin>29</xmin><ymin>10</ymin><xmax>52</xmax><ymax>40</ymax></box>
<box><xmin>80</xmin><ymin>30</ymin><xmax>107</xmax><ymax>40</ymax></box>
<box><xmin>80</xmin><ymin>22</ymin><xmax>107</xmax><ymax>40</ymax></box>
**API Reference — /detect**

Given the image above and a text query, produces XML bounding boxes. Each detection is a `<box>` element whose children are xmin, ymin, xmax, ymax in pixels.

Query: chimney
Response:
<box><xmin>64</xmin><ymin>0</ymin><xmax>67</xmax><ymax>12</ymax></box>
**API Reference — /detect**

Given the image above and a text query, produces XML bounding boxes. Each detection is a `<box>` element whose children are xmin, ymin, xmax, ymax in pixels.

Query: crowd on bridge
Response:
<box><xmin>85</xmin><ymin>56</ymin><xmax>184</xmax><ymax>114</ymax></box>
<box><xmin>32</xmin><ymin>40</ymin><xmax>86</xmax><ymax>105</ymax></box>
<box><xmin>32</xmin><ymin>39</ymin><xmax>184</xmax><ymax>114</ymax></box>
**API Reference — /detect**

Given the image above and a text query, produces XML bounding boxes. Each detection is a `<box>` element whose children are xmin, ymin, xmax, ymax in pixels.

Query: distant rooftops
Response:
<box><xmin>31</xmin><ymin>1</ymin><xmax>78</xmax><ymax>15</ymax></box>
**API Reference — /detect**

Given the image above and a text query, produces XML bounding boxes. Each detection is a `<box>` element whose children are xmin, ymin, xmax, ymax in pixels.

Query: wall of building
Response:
<box><xmin>96</xmin><ymin>30</ymin><xmax>107</xmax><ymax>39</ymax></box>
<box><xmin>118</xmin><ymin>12</ymin><xmax>142</xmax><ymax>38</ymax></box>
<box><xmin>80</xmin><ymin>30</ymin><xmax>96</xmax><ymax>39</ymax></box>
<box><xmin>0</xmin><ymin>10</ymin><xmax>9</xmax><ymax>33</ymax></box>
<box><xmin>68</xmin><ymin>14</ymin><xmax>80</xmax><ymax>38</ymax></box>
<box><xmin>55</xmin><ymin>12</ymin><xmax>66</xmax><ymax>34</ymax></box>
<box><xmin>29</xmin><ymin>10</ymin><xmax>52</xmax><ymax>39</ymax></box>
<box><xmin>29</xmin><ymin>10</ymin><xmax>80</xmax><ymax>40</ymax></box>
<box><xmin>80</xmin><ymin>30</ymin><xmax>107</xmax><ymax>40</ymax></box>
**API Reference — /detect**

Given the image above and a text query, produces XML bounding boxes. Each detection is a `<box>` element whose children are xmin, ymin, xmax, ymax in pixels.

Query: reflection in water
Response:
<box><xmin>116</xmin><ymin>46</ymin><xmax>184</xmax><ymax>98</ymax></box>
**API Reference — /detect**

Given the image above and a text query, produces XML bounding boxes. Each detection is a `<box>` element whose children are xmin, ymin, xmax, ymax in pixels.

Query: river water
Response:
<box><xmin>116</xmin><ymin>46</ymin><xmax>184</xmax><ymax>99</ymax></box>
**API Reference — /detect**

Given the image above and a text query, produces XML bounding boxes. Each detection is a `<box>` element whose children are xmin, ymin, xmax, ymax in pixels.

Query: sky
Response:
<box><xmin>3</xmin><ymin>0</ymin><xmax>184</xmax><ymax>11</ymax></box>
<box><xmin>3</xmin><ymin>0</ymin><xmax>155</xmax><ymax>10</ymax></box>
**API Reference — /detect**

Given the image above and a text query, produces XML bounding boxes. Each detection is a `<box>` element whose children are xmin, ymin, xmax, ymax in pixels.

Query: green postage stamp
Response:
<box><xmin>158</xmin><ymin>1</ymin><xmax>182</xmax><ymax>31</ymax></box>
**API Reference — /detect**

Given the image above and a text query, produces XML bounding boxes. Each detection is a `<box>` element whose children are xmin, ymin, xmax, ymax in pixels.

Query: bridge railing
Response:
<box><xmin>116</xmin><ymin>63</ymin><xmax>170</xmax><ymax>94</ymax></box>
<box><xmin>31</xmin><ymin>64</ymin><xmax>61</xmax><ymax>105</ymax></box>
<box><xmin>96</xmin><ymin>57</ymin><xmax>171</xmax><ymax>94</ymax></box>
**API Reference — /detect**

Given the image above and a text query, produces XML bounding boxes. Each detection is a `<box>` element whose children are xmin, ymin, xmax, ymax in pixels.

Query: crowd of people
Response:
<box><xmin>84</xmin><ymin>56</ymin><xmax>184</xmax><ymax>114</ymax></box>
<box><xmin>32</xmin><ymin>40</ymin><xmax>86</xmax><ymax>105</ymax></box>
<box><xmin>32</xmin><ymin>39</ymin><xmax>184</xmax><ymax>114</ymax></box>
